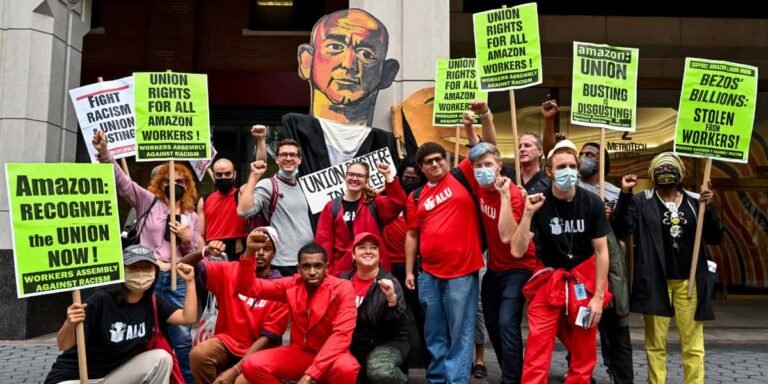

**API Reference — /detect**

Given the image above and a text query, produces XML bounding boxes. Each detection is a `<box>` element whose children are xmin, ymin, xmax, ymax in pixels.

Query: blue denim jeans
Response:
<box><xmin>481</xmin><ymin>268</ymin><xmax>532</xmax><ymax>384</ymax></box>
<box><xmin>418</xmin><ymin>271</ymin><xmax>478</xmax><ymax>384</ymax></box>
<box><xmin>154</xmin><ymin>271</ymin><xmax>193</xmax><ymax>384</ymax></box>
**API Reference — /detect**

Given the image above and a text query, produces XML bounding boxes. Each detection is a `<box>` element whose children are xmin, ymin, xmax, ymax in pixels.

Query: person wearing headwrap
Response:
<box><xmin>613</xmin><ymin>152</ymin><xmax>723</xmax><ymax>384</ymax></box>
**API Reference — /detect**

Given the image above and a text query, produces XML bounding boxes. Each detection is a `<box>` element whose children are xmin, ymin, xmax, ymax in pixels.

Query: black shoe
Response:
<box><xmin>473</xmin><ymin>364</ymin><xmax>488</xmax><ymax>378</ymax></box>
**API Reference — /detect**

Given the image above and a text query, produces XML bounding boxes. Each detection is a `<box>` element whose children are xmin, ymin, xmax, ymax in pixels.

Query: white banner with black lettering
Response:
<box><xmin>299</xmin><ymin>147</ymin><xmax>397</xmax><ymax>214</ymax></box>
<box><xmin>69</xmin><ymin>77</ymin><xmax>136</xmax><ymax>162</ymax></box>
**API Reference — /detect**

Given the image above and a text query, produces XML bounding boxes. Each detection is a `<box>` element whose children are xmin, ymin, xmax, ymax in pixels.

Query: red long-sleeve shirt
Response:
<box><xmin>235</xmin><ymin>258</ymin><xmax>357</xmax><ymax>380</ymax></box>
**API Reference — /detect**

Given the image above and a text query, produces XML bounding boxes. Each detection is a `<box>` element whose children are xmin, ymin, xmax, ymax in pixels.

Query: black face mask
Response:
<box><xmin>653</xmin><ymin>167</ymin><xmax>681</xmax><ymax>187</ymax></box>
<box><xmin>214</xmin><ymin>178</ymin><xmax>235</xmax><ymax>193</ymax></box>
<box><xmin>402</xmin><ymin>179</ymin><xmax>421</xmax><ymax>194</ymax></box>
<box><xmin>164</xmin><ymin>184</ymin><xmax>186</xmax><ymax>200</ymax></box>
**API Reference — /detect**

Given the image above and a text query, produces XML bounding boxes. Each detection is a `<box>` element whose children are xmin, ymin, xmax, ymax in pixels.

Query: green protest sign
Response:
<box><xmin>134</xmin><ymin>72</ymin><xmax>211</xmax><ymax>161</ymax></box>
<box><xmin>433</xmin><ymin>58</ymin><xmax>488</xmax><ymax>126</ymax></box>
<box><xmin>5</xmin><ymin>163</ymin><xmax>124</xmax><ymax>298</ymax></box>
<box><xmin>473</xmin><ymin>3</ymin><xmax>542</xmax><ymax>91</ymax></box>
<box><xmin>674</xmin><ymin>58</ymin><xmax>758</xmax><ymax>163</ymax></box>
<box><xmin>571</xmin><ymin>42</ymin><xmax>639</xmax><ymax>131</ymax></box>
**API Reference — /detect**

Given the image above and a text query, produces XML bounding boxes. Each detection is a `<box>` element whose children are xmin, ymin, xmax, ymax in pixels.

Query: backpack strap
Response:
<box><xmin>136</xmin><ymin>197</ymin><xmax>158</xmax><ymax>235</ymax></box>
<box><xmin>267</xmin><ymin>177</ymin><xmax>280</xmax><ymax>219</ymax></box>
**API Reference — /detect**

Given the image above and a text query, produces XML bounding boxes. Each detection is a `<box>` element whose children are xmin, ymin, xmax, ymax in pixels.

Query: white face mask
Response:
<box><xmin>125</xmin><ymin>270</ymin><xmax>155</xmax><ymax>293</ymax></box>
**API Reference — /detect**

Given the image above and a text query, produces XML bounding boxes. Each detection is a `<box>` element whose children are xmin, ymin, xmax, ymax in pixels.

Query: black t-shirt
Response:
<box><xmin>531</xmin><ymin>188</ymin><xmax>611</xmax><ymax>269</ymax></box>
<box><xmin>44</xmin><ymin>289</ymin><xmax>179</xmax><ymax>384</ymax></box>
<box><xmin>524</xmin><ymin>169</ymin><xmax>551</xmax><ymax>195</ymax></box>
<box><xmin>342</xmin><ymin>198</ymin><xmax>360</xmax><ymax>233</ymax></box>
<box><xmin>656</xmin><ymin>193</ymin><xmax>696</xmax><ymax>279</ymax></box>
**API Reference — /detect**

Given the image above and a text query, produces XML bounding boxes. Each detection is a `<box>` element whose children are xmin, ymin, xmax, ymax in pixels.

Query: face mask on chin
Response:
<box><xmin>278</xmin><ymin>168</ymin><xmax>299</xmax><ymax>179</ymax></box>
<box><xmin>554</xmin><ymin>168</ymin><xmax>578</xmax><ymax>191</ymax></box>
<box><xmin>124</xmin><ymin>270</ymin><xmax>155</xmax><ymax>293</ymax></box>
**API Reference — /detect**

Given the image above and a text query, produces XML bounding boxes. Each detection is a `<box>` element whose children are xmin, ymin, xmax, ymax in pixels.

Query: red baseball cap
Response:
<box><xmin>352</xmin><ymin>232</ymin><xmax>381</xmax><ymax>248</ymax></box>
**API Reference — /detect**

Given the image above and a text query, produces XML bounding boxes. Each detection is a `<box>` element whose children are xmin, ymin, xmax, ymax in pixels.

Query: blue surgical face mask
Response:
<box><xmin>278</xmin><ymin>168</ymin><xmax>299</xmax><ymax>179</ymax></box>
<box><xmin>554</xmin><ymin>168</ymin><xmax>578</xmax><ymax>191</ymax></box>
<box><xmin>474</xmin><ymin>167</ymin><xmax>496</xmax><ymax>187</ymax></box>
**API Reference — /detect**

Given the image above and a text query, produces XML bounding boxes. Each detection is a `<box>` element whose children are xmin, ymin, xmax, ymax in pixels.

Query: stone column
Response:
<box><xmin>0</xmin><ymin>0</ymin><xmax>91</xmax><ymax>339</ymax></box>
<box><xmin>350</xmin><ymin>0</ymin><xmax>450</xmax><ymax>131</ymax></box>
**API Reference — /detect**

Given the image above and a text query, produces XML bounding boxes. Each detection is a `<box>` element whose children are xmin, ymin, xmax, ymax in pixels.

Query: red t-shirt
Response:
<box><xmin>202</xmin><ymin>260</ymin><xmax>290</xmax><ymax>356</ymax></box>
<box><xmin>352</xmin><ymin>274</ymin><xmax>375</xmax><ymax>308</ymax></box>
<box><xmin>204</xmin><ymin>188</ymin><xmax>249</xmax><ymax>240</ymax></box>
<box><xmin>458</xmin><ymin>159</ymin><xmax>538</xmax><ymax>272</ymax></box>
<box><xmin>382</xmin><ymin>214</ymin><xmax>407</xmax><ymax>264</ymax></box>
<box><xmin>406</xmin><ymin>172</ymin><xmax>484</xmax><ymax>278</ymax></box>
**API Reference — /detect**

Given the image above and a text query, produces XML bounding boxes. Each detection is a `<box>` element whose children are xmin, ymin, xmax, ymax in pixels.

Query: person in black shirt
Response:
<box><xmin>510</xmin><ymin>141</ymin><xmax>611</xmax><ymax>384</ymax></box>
<box><xmin>613</xmin><ymin>152</ymin><xmax>722</xmax><ymax>384</ymax></box>
<box><xmin>45</xmin><ymin>245</ymin><xmax>198</xmax><ymax>384</ymax></box>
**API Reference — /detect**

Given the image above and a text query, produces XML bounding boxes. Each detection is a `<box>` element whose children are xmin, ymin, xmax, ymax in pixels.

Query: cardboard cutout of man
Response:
<box><xmin>281</xmin><ymin>8</ymin><xmax>402</xmax><ymax>176</ymax></box>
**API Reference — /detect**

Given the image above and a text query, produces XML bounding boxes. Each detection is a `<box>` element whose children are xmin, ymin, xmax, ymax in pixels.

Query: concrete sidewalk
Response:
<box><xmin>3</xmin><ymin>300</ymin><xmax>766</xmax><ymax>383</ymax></box>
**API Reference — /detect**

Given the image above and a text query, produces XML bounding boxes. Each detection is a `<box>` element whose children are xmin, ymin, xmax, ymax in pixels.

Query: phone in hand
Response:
<box><xmin>164</xmin><ymin>214</ymin><xmax>182</xmax><ymax>242</ymax></box>
<box><xmin>575</xmin><ymin>306</ymin><xmax>592</xmax><ymax>329</ymax></box>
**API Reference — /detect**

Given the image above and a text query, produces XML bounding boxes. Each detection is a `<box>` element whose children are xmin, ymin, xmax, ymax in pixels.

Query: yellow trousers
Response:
<box><xmin>644</xmin><ymin>279</ymin><xmax>705</xmax><ymax>384</ymax></box>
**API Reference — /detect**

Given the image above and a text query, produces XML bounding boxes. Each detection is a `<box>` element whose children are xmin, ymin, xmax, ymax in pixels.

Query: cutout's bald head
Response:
<box><xmin>311</xmin><ymin>9</ymin><xmax>388</xmax><ymax>49</ymax></box>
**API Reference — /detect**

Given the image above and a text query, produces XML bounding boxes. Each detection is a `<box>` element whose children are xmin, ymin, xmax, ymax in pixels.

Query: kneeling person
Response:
<box><xmin>234</xmin><ymin>235</ymin><xmax>359</xmax><ymax>384</ymax></box>
<box><xmin>184</xmin><ymin>227</ymin><xmax>290</xmax><ymax>384</ymax></box>
<box><xmin>342</xmin><ymin>232</ymin><xmax>409</xmax><ymax>384</ymax></box>
<box><xmin>45</xmin><ymin>245</ymin><xmax>198</xmax><ymax>384</ymax></box>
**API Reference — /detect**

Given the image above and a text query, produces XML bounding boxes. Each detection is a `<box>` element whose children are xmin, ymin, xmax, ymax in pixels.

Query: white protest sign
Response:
<box><xmin>299</xmin><ymin>147</ymin><xmax>397</xmax><ymax>214</ymax></box>
<box><xmin>69</xmin><ymin>77</ymin><xmax>136</xmax><ymax>162</ymax></box>
<box><xmin>190</xmin><ymin>145</ymin><xmax>218</xmax><ymax>182</ymax></box>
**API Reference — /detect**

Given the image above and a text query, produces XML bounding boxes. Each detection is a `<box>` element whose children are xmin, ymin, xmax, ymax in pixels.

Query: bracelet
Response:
<box><xmin>479</xmin><ymin>108</ymin><xmax>491</xmax><ymax>117</ymax></box>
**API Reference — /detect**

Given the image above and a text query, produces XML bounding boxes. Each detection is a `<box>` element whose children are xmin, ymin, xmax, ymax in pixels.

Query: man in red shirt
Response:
<box><xmin>234</xmin><ymin>236</ymin><xmax>359</xmax><ymax>384</ymax></box>
<box><xmin>404</xmin><ymin>142</ymin><xmax>485</xmax><ymax>383</ymax></box>
<box><xmin>457</xmin><ymin>105</ymin><xmax>538</xmax><ymax>383</ymax></box>
<box><xmin>197</xmin><ymin>157</ymin><xmax>250</xmax><ymax>260</ymax></box>
<box><xmin>183</xmin><ymin>227</ymin><xmax>289</xmax><ymax>384</ymax></box>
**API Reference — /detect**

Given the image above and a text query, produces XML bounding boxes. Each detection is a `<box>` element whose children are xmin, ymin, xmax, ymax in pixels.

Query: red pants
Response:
<box><xmin>241</xmin><ymin>345</ymin><xmax>360</xmax><ymax>384</ymax></box>
<box><xmin>521</xmin><ymin>262</ymin><xmax>608</xmax><ymax>384</ymax></box>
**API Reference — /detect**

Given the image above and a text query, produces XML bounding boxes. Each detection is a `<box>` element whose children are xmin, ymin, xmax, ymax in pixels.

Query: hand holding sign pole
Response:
<box><xmin>96</xmin><ymin>76</ymin><xmax>131</xmax><ymax>179</ymax></box>
<box><xmin>675</xmin><ymin>58</ymin><xmax>757</xmax><ymax>297</ymax></box>
<box><xmin>673</xmin><ymin>58</ymin><xmax>757</xmax><ymax>297</ymax></box>
<box><xmin>134</xmin><ymin>69</ymin><xmax>211</xmax><ymax>291</ymax></box>
<box><xmin>72</xmin><ymin>289</ymin><xmax>88</xmax><ymax>384</ymax></box>
<box><xmin>473</xmin><ymin>3</ymin><xmax>542</xmax><ymax>186</ymax></box>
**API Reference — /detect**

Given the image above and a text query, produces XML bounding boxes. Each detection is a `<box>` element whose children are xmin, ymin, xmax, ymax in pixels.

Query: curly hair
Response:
<box><xmin>147</xmin><ymin>162</ymin><xmax>198</xmax><ymax>212</ymax></box>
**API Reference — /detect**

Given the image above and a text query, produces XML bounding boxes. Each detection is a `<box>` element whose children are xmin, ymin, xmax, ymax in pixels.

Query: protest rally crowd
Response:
<box><xmin>11</xmin><ymin>5</ymin><xmax>750</xmax><ymax>384</ymax></box>
<box><xmin>42</xmin><ymin>95</ymin><xmax>722</xmax><ymax>384</ymax></box>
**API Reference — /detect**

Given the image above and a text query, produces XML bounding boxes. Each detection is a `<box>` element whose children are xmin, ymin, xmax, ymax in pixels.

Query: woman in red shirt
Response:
<box><xmin>315</xmin><ymin>162</ymin><xmax>406</xmax><ymax>276</ymax></box>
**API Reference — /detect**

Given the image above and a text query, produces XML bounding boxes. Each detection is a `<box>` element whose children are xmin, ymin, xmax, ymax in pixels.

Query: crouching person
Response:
<box><xmin>44</xmin><ymin>245</ymin><xmax>198</xmax><ymax>384</ymax></box>
<box><xmin>342</xmin><ymin>232</ymin><xmax>409</xmax><ymax>384</ymax></box>
<box><xmin>183</xmin><ymin>227</ymin><xmax>290</xmax><ymax>384</ymax></box>
<box><xmin>234</xmin><ymin>233</ymin><xmax>359</xmax><ymax>384</ymax></box>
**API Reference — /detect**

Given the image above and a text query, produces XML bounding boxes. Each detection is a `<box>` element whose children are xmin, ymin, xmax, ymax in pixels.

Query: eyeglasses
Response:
<box><xmin>346</xmin><ymin>171</ymin><xmax>368</xmax><ymax>180</ymax></box>
<box><xmin>277</xmin><ymin>153</ymin><xmax>299</xmax><ymax>159</ymax></box>
<box><xmin>422</xmin><ymin>156</ymin><xmax>445</xmax><ymax>166</ymax></box>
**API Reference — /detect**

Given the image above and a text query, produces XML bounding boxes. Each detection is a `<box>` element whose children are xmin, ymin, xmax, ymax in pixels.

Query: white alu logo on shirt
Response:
<box><xmin>108</xmin><ymin>321</ymin><xmax>146</xmax><ymax>343</ymax></box>
<box><xmin>238</xmin><ymin>294</ymin><xmax>268</xmax><ymax>309</ymax></box>
<box><xmin>549</xmin><ymin>217</ymin><xmax>585</xmax><ymax>235</ymax></box>
<box><xmin>424</xmin><ymin>187</ymin><xmax>453</xmax><ymax>211</ymax></box>
<box><xmin>480</xmin><ymin>198</ymin><xmax>496</xmax><ymax>220</ymax></box>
